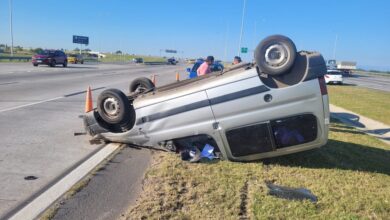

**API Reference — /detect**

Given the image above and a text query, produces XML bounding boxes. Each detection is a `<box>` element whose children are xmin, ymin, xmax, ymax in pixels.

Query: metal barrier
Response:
<box><xmin>0</xmin><ymin>56</ymin><xmax>31</xmax><ymax>61</ymax></box>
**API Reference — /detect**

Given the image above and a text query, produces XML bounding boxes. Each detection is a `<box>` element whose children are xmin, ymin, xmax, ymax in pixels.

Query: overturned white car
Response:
<box><xmin>83</xmin><ymin>35</ymin><xmax>330</xmax><ymax>161</ymax></box>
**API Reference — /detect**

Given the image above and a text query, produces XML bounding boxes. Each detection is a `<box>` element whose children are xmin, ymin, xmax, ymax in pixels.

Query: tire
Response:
<box><xmin>97</xmin><ymin>89</ymin><xmax>134</xmax><ymax>127</ymax></box>
<box><xmin>50</xmin><ymin>60</ymin><xmax>56</xmax><ymax>67</ymax></box>
<box><xmin>33</xmin><ymin>63</ymin><xmax>38</xmax><ymax>67</ymax></box>
<box><xmin>63</xmin><ymin>60</ymin><xmax>67</xmax><ymax>67</ymax></box>
<box><xmin>75</xmin><ymin>60</ymin><xmax>78</xmax><ymax>64</ymax></box>
<box><xmin>81</xmin><ymin>60</ymin><xmax>84</xmax><ymax>64</ymax></box>
<box><xmin>254</xmin><ymin>35</ymin><xmax>297</xmax><ymax>76</ymax></box>
<box><xmin>129</xmin><ymin>77</ymin><xmax>155</xmax><ymax>93</ymax></box>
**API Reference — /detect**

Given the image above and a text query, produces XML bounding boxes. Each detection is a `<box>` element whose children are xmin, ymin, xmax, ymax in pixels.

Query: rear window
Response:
<box><xmin>327</xmin><ymin>71</ymin><xmax>342</xmax><ymax>75</ymax></box>
<box><xmin>271</xmin><ymin>114</ymin><xmax>318</xmax><ymax>149</ymax></box>
<box><xmin>226</xmin><ymin>122</ymin><xmax>273</xmax><ymax>157</ymax></box>
<box><xmin>38</xmin><ymin>50</ymin><xmax>54</xmax><ymax>55</ymax></box>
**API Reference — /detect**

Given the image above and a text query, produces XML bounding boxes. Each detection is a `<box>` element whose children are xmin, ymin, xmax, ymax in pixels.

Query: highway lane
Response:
<box><xmin>344</xmin><ymin>73</ymin><xmax>390</xmax><ymax>92</ymax></box>
<box><xmin>0</xmin><ymin>62</ymin><xmax>187</xmax><ymax>218</ymax></box>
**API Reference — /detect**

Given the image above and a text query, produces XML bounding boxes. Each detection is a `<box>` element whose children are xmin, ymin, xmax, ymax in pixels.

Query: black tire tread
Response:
<box><xmin>255</xmin><ymin>35</ymin><xmax>297</xmax><ymax>76</ymax></box>
<box><xmin>129</xmin><ymin>77</ymin><xmax>155</xmax><ymax>93</ymax></box>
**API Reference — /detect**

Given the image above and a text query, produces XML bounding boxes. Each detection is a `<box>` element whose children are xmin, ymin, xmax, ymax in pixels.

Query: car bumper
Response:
<box><xmin>32</xmin><ymin>59</ymin><xmax>50</xmax><ymax>65</ymax></box>
<box><xmin>325</xmin><ymin>80</ymin><xmax>343</xmax><ymax>84</ymax></box>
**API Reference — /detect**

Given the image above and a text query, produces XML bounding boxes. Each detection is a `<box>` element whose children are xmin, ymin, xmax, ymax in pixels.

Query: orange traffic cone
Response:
<box><xmin>151</xmin><ymin>74</ymin><xmax>156</xmax><ymax>86</ymax></box>
<box><xmin>176</xmin><ymin>72</ymin><xmax>180</xmax><ymax>81</ymax></box>
<box><xmin>85</xmin><ymin>86</ymin><xmax>93</xmax><ymax>113</ymax></box>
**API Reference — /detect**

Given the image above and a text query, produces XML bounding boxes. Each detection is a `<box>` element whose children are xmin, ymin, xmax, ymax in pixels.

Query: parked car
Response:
<box><xmin>83</xmin><ymin>35</ymin><xmax>329</xmax><ymax>162</ymax></box>
<box><xmin>167</xmin><ymin>57</ymin><xmax>178</xmax><ymax>65</ymax></box>
<box><xmin>325</xmin><ymin>70</ymin><xmax>343</xmax><ymax>84</ymax></box>
<box><xmin>67</xmin><ymin>54</ymin><xmax>84</xmax><ymax>64</ymax></box>
<box><xmin>32</xmin><ymin>50</ymin><xmax>67</xmax><ymax>67</ymax></box>
<box><xmin>186</xmin><ymin>59</ymin><xmax>224</xmax><ymax>78</ymax></box>
<box><xmin>133</xmin><ymin>58</ymin><xmax>143</xmax><ymax>63</ymax></box>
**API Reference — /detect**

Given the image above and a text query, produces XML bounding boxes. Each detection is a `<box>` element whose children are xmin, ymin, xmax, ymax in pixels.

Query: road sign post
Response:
<box><xmin>165</xmin><ymin>49</ymin><xmax>177</xmax><ymax>54</ymax></box>
<box><xmin>241</xmin><ymin>47</ymin><xmax>248</xmax><ymax>54</ymax></box>
<box><xmin>73</xmin><ymin>35</ymin><xmax>89</xmax><ymax>54</ymax></box>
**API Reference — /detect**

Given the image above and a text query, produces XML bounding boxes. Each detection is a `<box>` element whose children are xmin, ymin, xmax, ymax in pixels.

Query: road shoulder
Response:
<box><xmin>51</xmin><ymin>146</ymin><xmax>152</xmax><ymax>220</ymax></box>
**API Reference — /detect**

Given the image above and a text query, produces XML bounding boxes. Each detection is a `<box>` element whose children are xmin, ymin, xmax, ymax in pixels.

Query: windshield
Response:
<box><xmin>37</xmin><ymin>50</ymin><xmax>54</xmax><ymax>55</ymax></box>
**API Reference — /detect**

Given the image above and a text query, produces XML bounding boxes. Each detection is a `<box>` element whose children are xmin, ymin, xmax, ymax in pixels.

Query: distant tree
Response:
<box><xmin>33</xmin><ymin>48</ymin><xmax>43</xmax><ymax>54</ymax></box>
<box><xmin>84</xmin><ymin>48</ymin><xmax>91</xmax><ymax>52</ymax></box>
<box><xmin>115</xmin><ymin>50</ymin><xmax>122</xmax><ymax>54</ymax></box>
<box><xmin>74</xmin><ymin>47</ymin><xmax>80</xmax><ymax>51</ymax></box>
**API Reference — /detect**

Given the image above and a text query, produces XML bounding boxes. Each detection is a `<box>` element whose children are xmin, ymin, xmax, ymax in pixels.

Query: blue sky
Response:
<box><xmin>0</xmin><ymin>0</ymin><xmax>389</xmax><ymax>70</ymax></box>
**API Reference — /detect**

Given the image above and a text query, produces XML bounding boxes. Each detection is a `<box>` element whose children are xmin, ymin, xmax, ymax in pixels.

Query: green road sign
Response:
<box><xmin>241</xmin><ymin>47</ymin><xmax>248</xmax><ymax>53</ymax></box>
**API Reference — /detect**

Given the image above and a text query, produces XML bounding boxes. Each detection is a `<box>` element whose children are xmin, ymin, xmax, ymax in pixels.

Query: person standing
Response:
<box><xmin>233</xmin><ymin>56</ymin><xmax>242</xmax><ymax>65</ymax></box>
<box><xmin>197</xmin><ymin>56</ymin><xmax>214</xmax><ymax>76</ymax></box>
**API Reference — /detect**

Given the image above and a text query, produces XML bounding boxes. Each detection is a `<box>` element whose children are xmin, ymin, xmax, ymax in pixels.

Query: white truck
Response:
<box><xmin>327</xmin><ymin>60</ymin><xmax>357</xmax><ymax>75</ymax></box>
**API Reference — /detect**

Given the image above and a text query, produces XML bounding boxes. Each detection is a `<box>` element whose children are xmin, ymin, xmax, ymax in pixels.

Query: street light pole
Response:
<box><xmin>9</xmin><ymin>0</ymin><xmax>14</xmax><ymax>57</ymax></box>
<box><xmin>332</xmin><ymin>34</ymin><xmax>338</xmax><ymax>60</ymax></box>
<box><xmin>238</xmin><ymin>0</ymin><xmax>247</xmax><ymax>57</ymax></box>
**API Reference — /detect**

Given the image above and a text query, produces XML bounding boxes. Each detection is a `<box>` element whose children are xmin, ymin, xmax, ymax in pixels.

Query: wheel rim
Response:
<box><xmin>135</xmin><ymin>84</ymin><xmax>146</xmax><ymax>93</ymax></box>
<box><xmin>103</xmin><ymin>97</ymin><xmax>120</xmax><ymax>117</ymax></box>
<box><xmin>264</xmin><ymin>43</ymin><xmax>289</xmax><ymax>68</ymax></box>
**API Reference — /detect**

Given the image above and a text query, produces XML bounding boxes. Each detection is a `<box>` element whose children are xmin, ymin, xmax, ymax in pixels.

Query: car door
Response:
<box><xmin>133</xmin><ymin>90</ymin><xmax>218</xmax><ymax>147</ymax></box>
<box><xmin>205</xmin><ymin>68</ymin><xmax>325</xmax><ymax>160</ymax></box>
<box><xmin>205</xmin><ymin>70</ymin><xmax>273</xmax><ymax>159</ymax></box>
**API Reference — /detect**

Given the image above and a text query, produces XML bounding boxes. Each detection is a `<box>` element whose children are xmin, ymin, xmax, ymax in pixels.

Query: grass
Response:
<box><xmin>124</xmin><ymin>120</ymin><xmax>390</xmax><ymax>219</ymax></box>
<box><xmin>328</xmin><ymin>85</ymin><xmax>390</xmax><ymax>125</ymax></box>
<box><xmin>99</xmin><ymin>54</ymin><xmax>166</xmax><ymax>63</ymax></box>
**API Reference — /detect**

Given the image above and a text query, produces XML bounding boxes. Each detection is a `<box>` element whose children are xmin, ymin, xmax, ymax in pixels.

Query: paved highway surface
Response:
<box><xmin>0</xmin><ymin>62</ymin><xmax>187</xmax><ymax>219</ymax></box>
<box><xmin>344</xmin><ymin>73</ymin><xmax>390</xmax><ymax>92</ymax></box>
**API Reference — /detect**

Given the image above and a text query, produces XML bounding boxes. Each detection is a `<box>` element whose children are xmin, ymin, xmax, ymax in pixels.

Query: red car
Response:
<box><xmin>32</xmin><ymin>50</ymin><xmax>68</xmax><ymax>67</ymax></box>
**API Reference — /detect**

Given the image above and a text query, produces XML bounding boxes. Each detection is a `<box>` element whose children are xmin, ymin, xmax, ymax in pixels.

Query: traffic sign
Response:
<box><xmin>73</xmin><ymin>35</ymin><xmax>89</xmax><ymax>45</ymax></box>
<box><xmin>165</xmin><ymin>49</ymin><xmax>177</xmax><ymax>53</ymax></box>
<box><xmin>241</xmin><ymin>47</ymin><xmax>248</xmax><ymax>53</ymax></box>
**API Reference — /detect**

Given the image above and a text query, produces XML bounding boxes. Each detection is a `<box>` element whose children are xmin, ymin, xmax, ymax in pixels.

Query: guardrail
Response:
<box><xmin>143</xmin><ymin>61</ymin><xmax>167</xmax><ymax>65</ymax></box>
<box><xmin>0</xmin><ymin>56</ymin><xmax>31</xmax><ymax>61</ymax></box>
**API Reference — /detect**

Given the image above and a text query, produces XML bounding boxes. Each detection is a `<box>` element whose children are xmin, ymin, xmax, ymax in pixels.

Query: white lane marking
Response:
<box><xmin>9</xmin><ymin>143</ymin><xmax>121</xmax><ymax>220</ymax></box>
<box><xmin>0</xmin><ymin>96</ymin><xmax>64</xmax><ymax>113</ymax></box>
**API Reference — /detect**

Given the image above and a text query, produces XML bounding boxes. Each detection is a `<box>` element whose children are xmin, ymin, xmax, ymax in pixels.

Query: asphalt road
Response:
<box><xmin>344</xmin><ymin>73</ymin><xmax>390</xmax><ymax>92</ymax></box>
<box><xmin>53</xmin><ymin>146</ymin><xmax>152</xmax><ymax>220</ymax></box>
<box><xmin>0</xmin><ymin>62</ymin><xmax>187</xmax><ymax>219</ymax></box>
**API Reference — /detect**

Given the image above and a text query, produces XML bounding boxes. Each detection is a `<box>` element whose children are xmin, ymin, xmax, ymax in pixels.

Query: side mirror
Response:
<box><xmin>186</xmin><ymin>68</ymin><xmax>191</xmax><ymax>72</ymax></box>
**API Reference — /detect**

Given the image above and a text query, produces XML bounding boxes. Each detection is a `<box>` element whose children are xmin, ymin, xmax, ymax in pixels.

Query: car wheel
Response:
<box><xmin>81</xmin><ymin>61</ymin><xmax>84</xmax><ymax>64</ymax></box>
<box><xmin>255</xmin><ymin>35</ymin><xmax>297</xmax><ymax>76</ymax></box>
<box><xmin>75</xmin><ymin>61</ymin><xmax>78</xmax><ymax>64</ymax></box>
<box><xmin>50</xmin><ymin>60</ymin><xmax>56</xmax><ymax>67</ymax></box>
<box><xmin>129</xmin><ymin>77</ymin><xmax>155</xmax><ymax>93</ymax></box>
<box><xmin>33</xmin><ymin>63</ymin><xmax>38</xmax><ymax>67</ymax></box>
<box><xmin>97</xmin><ymin>89</ymin><xmax>135</xmax><ymax>128</ymax></box>
<box><xmin>63</xmin><ymin>60</ymin><xmax>68</xmax><ymax>67</ymax></box>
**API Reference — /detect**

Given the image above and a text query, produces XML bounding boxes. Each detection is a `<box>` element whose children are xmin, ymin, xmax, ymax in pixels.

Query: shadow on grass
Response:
<box><xmin>265</xmin><ymin>139</ymin><xmax>390</xmax><ymax>175</ymax></box>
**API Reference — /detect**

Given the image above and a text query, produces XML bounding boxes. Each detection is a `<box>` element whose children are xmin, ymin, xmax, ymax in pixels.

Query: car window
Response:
<box><xmin>38</xmin><ymin>50</ymin><xmax>55</xmax><ymax>56</ymax></box>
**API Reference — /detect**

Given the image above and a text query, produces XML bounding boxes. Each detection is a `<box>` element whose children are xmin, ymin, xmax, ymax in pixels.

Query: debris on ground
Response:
<box><xmin>180</xmin><ymin>144</ymin><xmax>217</xmax><ymax>163</ymax></box>
<box><xmin>265</xmin><ymin>181</ymin><xmax>318</xmax><ymax>203</ymax></box>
